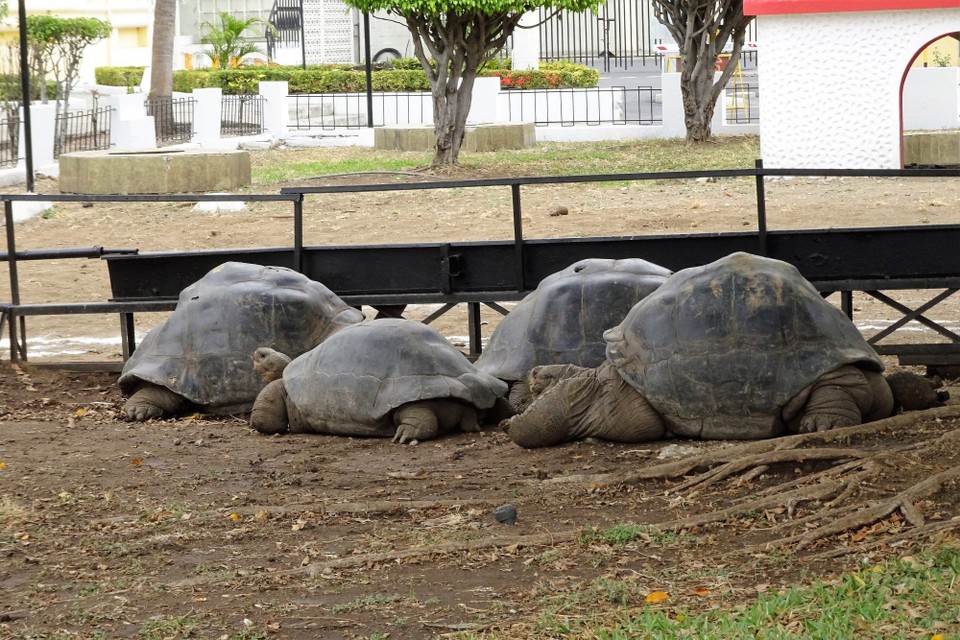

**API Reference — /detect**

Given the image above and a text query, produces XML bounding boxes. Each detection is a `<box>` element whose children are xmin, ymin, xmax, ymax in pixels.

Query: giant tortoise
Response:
<box><xmin>119</xmin><ymin>262</ymin><xmax>364</xmax><ymax>421</ymax></box>
<box><xmin>502</xmin><ymin>252</ymin><xmax>947</xmax><ymax>447</ymax></box>
<box><xmin>475</xmin><ymin>258</ymin><xmax>671</xmax><ymax>410</ymax></box>
<box><xmin>250</xmin><ymin>318</ymin><xmax>513</xmax><ymax>443</ymax></box>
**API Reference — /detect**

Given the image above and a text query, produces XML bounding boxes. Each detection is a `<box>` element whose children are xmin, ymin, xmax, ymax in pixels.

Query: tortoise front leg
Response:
<box><xmin>392</xmin><ymin>403</ymin><xmax>440</xmax><ymax>444</ymax></box>
<box><xmin>798</xmin><ymin>366</ymin><xmax>886</xmax><ymax>433</ymax></box>
<box><xmin>124</xmin><ymin>382</ymin><xmax>190</xmax><ymax>421</ymax></box>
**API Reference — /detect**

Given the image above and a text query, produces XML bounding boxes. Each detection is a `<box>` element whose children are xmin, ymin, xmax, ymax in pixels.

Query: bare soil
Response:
<box><xmin>2</xmin><ymin>147</ymin><xmax>960</xmax><ymax>638</ymax></box>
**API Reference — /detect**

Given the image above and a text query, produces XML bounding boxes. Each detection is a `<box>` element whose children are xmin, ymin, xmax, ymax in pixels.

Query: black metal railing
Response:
<box><xmin>221</xmin><ymin>95</ymin><xmax>265</xmax><ymax>136</ymax></box>
<box><xmin>53</xmin><ymin>106</ymin><xmax>112</xmax><ymax>158</ymax></box>
<box><xmin>3</xmin><ymin>166</ymin><xmax>960</xmax><ymax>363</ymax></box>
<box><xmin>724</xmin><ymin>82</ymin><xmax>759</xmax><ymax>124</ymax></box>
<box><xmin>539</xmin><ymin>1</ymin><xmax>759</xmax><ymax>71</ymax></box>
<box><xmin>266</xmin><ymin>0</ymin><xmax>303</xmax><ymax>62</ymax></box>
<box><xmin>503</xmin><ymin>86</ymin><xmax>661</xmax><ymax>126</ymax></box>
<box><xmin>0</xmin><ymin>113</ymin><xmax>19</xmax><ymax>167</ymax></box>
<box><xmin>146</xmin><ymin>96</ymin><xmax>195</xmax><ymax>146</ymax></box>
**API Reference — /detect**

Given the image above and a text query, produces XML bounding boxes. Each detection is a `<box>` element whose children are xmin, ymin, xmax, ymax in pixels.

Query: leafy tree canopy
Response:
<box><xmin>343</xmin><ymin>0</ymin><xmax>597</xmax><ymax>167</ymax></box>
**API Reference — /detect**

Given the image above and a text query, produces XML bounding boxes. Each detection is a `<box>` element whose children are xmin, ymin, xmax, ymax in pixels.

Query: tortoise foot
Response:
<box><xmin>124</xmin><ymin>383</ymin><xmax>189</xmax><ymax>421</ymax></box>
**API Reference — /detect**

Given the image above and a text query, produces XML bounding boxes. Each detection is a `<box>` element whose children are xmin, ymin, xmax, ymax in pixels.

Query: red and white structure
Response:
<box><xmin>744</xmin><ymin>0</ymin><xmax>960</xmax><ymax>168</ymax></box>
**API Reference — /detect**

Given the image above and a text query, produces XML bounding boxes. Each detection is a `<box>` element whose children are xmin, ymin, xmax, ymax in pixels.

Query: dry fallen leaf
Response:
<box><xmin>691</xmin><ymin>587</ymin><xmax>710</xmax><ymax>597</ymax></box>
<box><xmin>645</xmin><ymin>591</ymin><xmax>669</xmax><ymax>603</ymax></box>
<box><xmin>74</xmin><ymin>408</ymin><xmax>87</xmax><ymax>418</ymax></box>
<box><xmin>229</xmin><ymin>513</ymin><xmax>241</xmax><ymax>521</ymax></box>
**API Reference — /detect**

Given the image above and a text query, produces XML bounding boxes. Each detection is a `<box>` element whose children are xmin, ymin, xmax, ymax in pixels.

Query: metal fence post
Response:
<box><xmin>754</xmin><ymin>158</ymin><xmax>767</xmax><ymax>256</ymax></box>
<box><xmin>511</xmin><ymin>183</ymin><xmax>525</xmax><ymax>291</ymax></box>
<box><xmin>4</xmin><ymin>198</ymin><xmax>24</xmax><ymax>361</ymax></box>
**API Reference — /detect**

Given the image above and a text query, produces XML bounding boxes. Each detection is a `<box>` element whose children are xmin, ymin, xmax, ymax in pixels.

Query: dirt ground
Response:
<box><xmin>2</xmin><ymin>147</ymin><xmax>960</xmax><ymax>638</ymax></box>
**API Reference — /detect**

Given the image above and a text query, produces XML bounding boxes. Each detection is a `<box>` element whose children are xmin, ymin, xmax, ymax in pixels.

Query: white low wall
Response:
<box><xmin>284</xmin><ymin>71</ymin><xmax>759</xmax><ymax>144</ymax></box>
<box><xmin>903</xmin><ymin>66</ymin><xmax>960</xmax><ymax>131</ymax></box>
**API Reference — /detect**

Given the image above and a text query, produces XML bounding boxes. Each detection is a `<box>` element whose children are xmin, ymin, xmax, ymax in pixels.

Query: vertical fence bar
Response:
<box><xmin>511</xmin><ymin>183</ymin><xmax>525</xmax><ymax>292</ymax></box>
<box><xmin>468</xmin><ymin>302</ymin><xmax>482</xmax><ymax>358</ymax></box>
<box><xmin>754</xmin><ymin>158</ymin><xmax>767</xmax><ymax>256</ymax></box>
<box><xmin>293</xmin><ymin>195</ymin><xmax>304</xmax><ymax>272</ymax></box>
<box><xmin>4</xmin><ymin>198</ymin><xmax>23</xmax><ymax>361</ymax></box>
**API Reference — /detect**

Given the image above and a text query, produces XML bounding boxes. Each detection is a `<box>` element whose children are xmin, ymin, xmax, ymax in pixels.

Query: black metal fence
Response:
<box><xmin>0</xmin><ymin>112</ymin><xmax>18</xmax><ymax>167</ymax></box>
<box><xmin>221</xmin><ymin>95</ymin><xmax>265</xmax><ymax>136</ymax></box>
<box><xmin>146</xmin><ymin>96</ymin><xmax>195</xmax><ymax>146</ymax></box>
<box><xmin>4</xmin><ymin>166</ymin><xmax>960</xmax><ymax>364</ymax></box>
<box><xmin>53</xmin><ymin>106</ymin><xmax>112</xmax><ymax>158</ymax></box>
<box><xmin>266</xmin><ymin>0</ymin><xmax>303</xmax><ymax>62</ymax></box>
<box><xmin>538</xmin><ymin>0</ymin><xmax>759</xmax><ymax>71</ymax></box>
<box><xmin>503</xmin><ymin>86</ymin><xmax>661</xmax><ymax>126</ymax></box>
<box><xmin>724</xmin><ymin>83</ymin><xmax>759</xmax><ymax>124</ymax></box>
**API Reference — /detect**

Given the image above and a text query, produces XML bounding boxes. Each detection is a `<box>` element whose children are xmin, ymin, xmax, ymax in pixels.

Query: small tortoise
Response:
<box><xmin>503</xmin><ymin>252</ymin><xmax>947</xmax><ymax>447</ymax></box>
<box><xmin>475</xmin><ymin>258</ymin><xmax>671</xmax><ymax>410</ymax></box>
<box><xmin>119</xmin><ymin>262</ymin><xmax>364</xmax><ymax>421</ymax></box>
<box><xmin>250</xmin><ymin>318</ymin><xmax>513</xmax><ymax>443</ymax></box>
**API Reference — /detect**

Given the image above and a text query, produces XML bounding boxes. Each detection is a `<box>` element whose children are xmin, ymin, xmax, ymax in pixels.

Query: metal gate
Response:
<box><xmin>539</xmin><ymin>0</ymin><xmax>759</xmax><ymax>71</ymax></box>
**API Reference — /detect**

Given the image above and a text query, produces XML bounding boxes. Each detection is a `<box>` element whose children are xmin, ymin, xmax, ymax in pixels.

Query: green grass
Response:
<box><xmin>458</xmin><ymin>542</ymin><xmax>960</xmax><ymax>639</ymax></box>
<box><xmin>251</xmin><ymin>135</ymin><xmax>760</xmax><ymax>185</ymax></box>
<box><xmin>580</xmin><ymin>523</ymin><xmax>698</xmax><ymax>546</ymax></box>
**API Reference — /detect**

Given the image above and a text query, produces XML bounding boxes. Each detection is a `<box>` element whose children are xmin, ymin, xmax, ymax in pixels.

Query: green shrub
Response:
<box><xmin>170</xmin><ymin>60</ymin><xmax>598</xmax><ymax>94</ymax></box>
<box><xmin>0</xmin><ymin>75</ymin><xmax>58</xmax><ymax>100</ymax></box>
<box><xmin>95</xmin><ymin>66</ymin><xmax>146</xmax><ymax>87</ymax></box>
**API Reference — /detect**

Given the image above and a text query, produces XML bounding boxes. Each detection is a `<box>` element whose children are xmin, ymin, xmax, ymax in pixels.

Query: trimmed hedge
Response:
<box><xmin>98</xmin><ymin>60</ymin><xmax>598</xmax><ymax>94</ymax></box>
<box><xmin>94</xmin><ymin>66</ymin><xmax>145</xmax><ymax>87</ymax></box>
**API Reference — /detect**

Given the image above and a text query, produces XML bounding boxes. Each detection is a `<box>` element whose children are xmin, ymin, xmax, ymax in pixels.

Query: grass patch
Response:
<box><xmin>251</xmin><ymin>136</ymin><xmax>760</xmax><ymax>186</ymax></box>
<box><xmin>459</xmin><ymin>542</ymin><xmax>960</xmax><ymax>639</ymax></box>
<box><xmin>580</xmin><ymin>523</ymin><xmax>698</xmax><ymax>547</ymax></box>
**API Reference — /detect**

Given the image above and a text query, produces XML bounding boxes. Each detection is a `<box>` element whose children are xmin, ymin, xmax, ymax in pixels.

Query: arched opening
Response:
<box><xmin>900</xmin><ymin>32</ymin><xmax>960</xmax><ymax>168</ymax></box>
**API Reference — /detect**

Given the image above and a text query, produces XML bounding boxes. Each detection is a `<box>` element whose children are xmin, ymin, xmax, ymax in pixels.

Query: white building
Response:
<box><xmin>745</xmin><ymin>0</ymin><xmax>960</xmax><ymax>169</ymax></box>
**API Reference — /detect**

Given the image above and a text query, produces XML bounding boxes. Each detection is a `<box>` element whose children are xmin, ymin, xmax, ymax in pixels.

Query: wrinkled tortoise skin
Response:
<box><xmin>118</xmin><ymin>262</ymin><xmax>363</xmax><ymax>414</ymax></box>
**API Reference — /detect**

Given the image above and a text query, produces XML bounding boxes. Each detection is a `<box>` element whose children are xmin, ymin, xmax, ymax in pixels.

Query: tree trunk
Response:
<box><xmin>150</xmin><ymin>0</ymin><xmax>176</xmax><ymax>101</ymax></box>
<box><xmin>652</xmin><ymin>0</ymin><xmax>752</xmax><ymax>144</ymax></box>
<box><xmin>430</xmin><ymin>67</ymin><xmax>477</xmax><ymax>167</ymax></box>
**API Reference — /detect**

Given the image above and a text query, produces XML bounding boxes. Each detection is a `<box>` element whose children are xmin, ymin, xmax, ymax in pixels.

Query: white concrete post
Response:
<box><xmin>259</xmin><ymin>81</ymin><xmax>289</xmax><ymax>139</ymax></box>
<box><xmin>468</xmin><ymin>77</ymin><xmax>502</xmax><ymax>124</ymax></box>
<box><xmin>109</xmin><ymin>94</ymin><xmax>157</xmax><ymax>151</ymax></box>
<box><xmin>19</xmin><ymin>103</ymin><xmax>57</xmax><ymax>170</ymax></box>
<box><xmin>191</xmin><ymin>87</ymin><xmax>223</xmax><ymax>147</ymax></box>
<box><xmin>660</xmin><ymin>72</ymin><xmax>686</xmax><ymax>138</ymax></box>
<box><xmin>511</xmin><ymin>13</ymin><xmax>540</xmax><ymax>71</ymax></box>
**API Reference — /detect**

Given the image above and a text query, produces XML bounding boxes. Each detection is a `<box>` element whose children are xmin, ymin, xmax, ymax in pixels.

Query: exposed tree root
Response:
<box><xmin>618</xmin><ymin>405</ymin><xmax>960</xmax><ymax>487</ymax></box>
<box><xmin>809</xmin><ymin>518</ymin><xmax>960</xmax><ymax>561</ymax></box>
<box><xmin>763</xmin><ymin>463</ymin><xmax>960</xmax><ymax>551</ymax></box>
<box><xmin>670</xmin><ymin>447</ymin><xmax>870</xmax><ymax>496</ymax></box>
<box><xmin>549</xmin><ymin>406</ymin><xmax>960</xmax><ymax>553</ymax></box>
<box><xmin>540</xmin><ymin>405</ymin><xmax>960</xmax><ymax>488</ymax></box>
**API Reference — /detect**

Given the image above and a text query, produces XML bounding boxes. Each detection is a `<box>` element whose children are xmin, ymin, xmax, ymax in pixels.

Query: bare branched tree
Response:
<box><xmin>652</xmin><ymin>0</ymin><xmax>753</xmax><ymax>142</ymax></box>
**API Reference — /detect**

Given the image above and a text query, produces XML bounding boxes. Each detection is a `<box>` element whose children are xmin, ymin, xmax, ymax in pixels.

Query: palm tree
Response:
<box><xmin>201</xmin><ymin>12</ymin><xmax>275</xmax><ymax>69</ymax></box>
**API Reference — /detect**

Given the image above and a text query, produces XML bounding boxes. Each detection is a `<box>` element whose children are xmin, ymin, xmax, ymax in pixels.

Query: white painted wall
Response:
<box><xmin>903</xmin><ymin>66</ymin><xmax>960</xmax><ymax>131</ymax></box>
<box><xmin>0</xmin><ymin>0</ymin><xmax>153</xmax><ymax>85</ymax></box>
<box><xmin>755</xmin><ymin>8</ymin><xmax>960</xmax><ymax>169</ymax></box>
